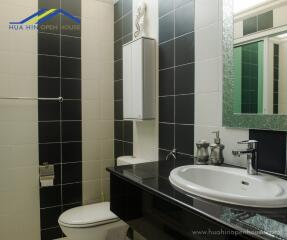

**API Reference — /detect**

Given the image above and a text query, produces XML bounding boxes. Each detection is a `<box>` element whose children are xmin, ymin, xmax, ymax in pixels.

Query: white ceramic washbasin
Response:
<box><xmin>169</xmin><ymin>165</ymin><xmax>287</xmax><ymax>208</ymax></box>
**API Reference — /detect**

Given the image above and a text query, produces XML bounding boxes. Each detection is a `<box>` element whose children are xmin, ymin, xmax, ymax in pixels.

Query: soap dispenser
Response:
<box><xmin>209</xmin><ymin>131</ymin><xmax>224</xmax><ymax>165</ymax></box>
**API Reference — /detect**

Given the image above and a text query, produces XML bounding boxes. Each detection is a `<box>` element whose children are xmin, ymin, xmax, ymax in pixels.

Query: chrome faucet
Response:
<box><xmin>232</xmin><ymin>140</ymin><xmax>258</xmax><ymax>175</ymax></box>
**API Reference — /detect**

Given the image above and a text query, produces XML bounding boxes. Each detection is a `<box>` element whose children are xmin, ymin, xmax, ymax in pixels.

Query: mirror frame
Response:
<box><xmin>222</xmin><ymin>0</ymin><xmax>287</xmax><ymax>131</ymax></box>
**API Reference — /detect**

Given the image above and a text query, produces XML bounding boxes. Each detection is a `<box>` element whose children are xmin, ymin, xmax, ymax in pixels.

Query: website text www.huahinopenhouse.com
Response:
<box><xmin>191</xmin><ymin>228</ymin><xmax>285</xmax><ymax>236</ymax></box>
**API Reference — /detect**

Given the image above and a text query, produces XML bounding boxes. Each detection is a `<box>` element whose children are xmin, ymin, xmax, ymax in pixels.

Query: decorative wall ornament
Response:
<box><xmin>134</xmin><ymin>0</ymin><xmax>147</xmax><ymax>39</ymax></box>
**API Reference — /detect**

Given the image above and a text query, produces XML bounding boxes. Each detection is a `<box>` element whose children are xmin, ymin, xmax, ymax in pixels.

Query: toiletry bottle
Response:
<box><xmin>209</xmin><ymin>131</ymin><xmax>224</xmax><ymax>165</ymax></box>
<box><xmin>196</xmin><ymin>140</ymin><xmax>210</xmax><ymax>165</ymax></box>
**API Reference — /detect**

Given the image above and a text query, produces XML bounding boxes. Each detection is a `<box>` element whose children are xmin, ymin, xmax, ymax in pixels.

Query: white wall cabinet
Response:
<box><xmin>123</xmin><ymin>37</ymin><xmax>156</xmax><ymax>120</ymax></box>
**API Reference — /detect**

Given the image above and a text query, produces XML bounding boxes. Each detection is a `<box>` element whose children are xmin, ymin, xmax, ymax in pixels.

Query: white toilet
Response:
<box><xmin>58</xmin><ymin>156</ymin><xmax>150</xmax><ymax>240</ymax></box>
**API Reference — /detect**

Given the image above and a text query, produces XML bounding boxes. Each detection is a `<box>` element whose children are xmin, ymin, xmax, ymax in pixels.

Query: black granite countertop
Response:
<box><xmin>107</xmin><ymin>159</ymin><xmax>287</xmax><ymax>240</ymax></box>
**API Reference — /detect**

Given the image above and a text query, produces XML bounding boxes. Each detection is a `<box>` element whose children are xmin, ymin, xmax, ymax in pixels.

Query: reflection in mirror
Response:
<box><xmin>233</xmin><ymin>0</ymin><xmax>287</xmax><ymax>115</ymax></box>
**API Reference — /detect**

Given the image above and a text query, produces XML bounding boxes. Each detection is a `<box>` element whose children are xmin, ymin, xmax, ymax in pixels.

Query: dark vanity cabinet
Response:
<box><xmin>109</xmin><ymin>173</ymin><xmax>253</xmax><ymax>240</ymax></box>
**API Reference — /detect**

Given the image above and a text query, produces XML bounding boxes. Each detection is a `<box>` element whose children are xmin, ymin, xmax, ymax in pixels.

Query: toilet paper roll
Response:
<box><xmin>40</xmin><ymin>176</ymin><xmax>54</xmax><ymax>187</ymax></box>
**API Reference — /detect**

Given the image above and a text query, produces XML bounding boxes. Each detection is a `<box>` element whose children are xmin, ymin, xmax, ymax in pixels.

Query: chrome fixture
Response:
<box><xmin>209</xmin><ymin>131</ymin><xmax>225</xmax><ymax>165</ymax></box>
<box><xmin>39</xmin><ymin>163</ymin><xmax>55</xmax><ymax>187</ymax></box>
<box><xmin>195</xmin><ymin>140</ymin><xmax>209</xmax><ymax>165</ymax></box>
<box><xmin>232</xmin><ymin>140</ymin><xmax>258</xmax><ymax>175</ymax></box>
<box><xmin>166</xmin><ymin>149</ymin><xmax>177</xmax><ymax>161</ymax></box>
<box><xmin>0</xmin><ymin>96</ymin><xmax>64</xmax><ymax>102</ymax></box>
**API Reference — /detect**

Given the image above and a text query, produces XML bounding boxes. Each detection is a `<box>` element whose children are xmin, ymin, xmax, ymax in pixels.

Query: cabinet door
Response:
<box><xmin>131</xmin><ymin>39</ymin><xmax>143</xmax><ymax>119</ymax></box>
<box><xmin>123</xmin><ymin>44</ymin><xmax>134</xmax><ymax>119</ymax></box>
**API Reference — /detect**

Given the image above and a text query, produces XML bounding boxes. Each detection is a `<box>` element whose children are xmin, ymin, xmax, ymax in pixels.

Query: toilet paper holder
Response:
<box><xmin>39</xmin><ymin>163</ymin><xmax>55</xmax><ymax>187</ymax></box>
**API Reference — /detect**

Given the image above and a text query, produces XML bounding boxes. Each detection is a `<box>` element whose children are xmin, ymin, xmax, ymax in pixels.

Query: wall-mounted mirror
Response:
<box><xmin>223</xmin><ymin>0</ymin><xmax>287</xmax><ymax>130</ymax></box>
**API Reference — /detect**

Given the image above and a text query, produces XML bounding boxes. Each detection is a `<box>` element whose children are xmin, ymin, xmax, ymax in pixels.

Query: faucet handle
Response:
<box><xmin>238</xmin><ymin>140</ymin><xmax>258</xmax><ymax>149</ymax></box>
<box><xmin>238</xmin><ymin>140</ymin><xmax>258</xmax><ymax>144</ymax></box>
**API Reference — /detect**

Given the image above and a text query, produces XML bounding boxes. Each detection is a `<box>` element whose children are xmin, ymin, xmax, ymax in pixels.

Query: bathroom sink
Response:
<box><xmin>169</xmin><ymin>165</ymin><xmax>287</xmax><ymax>208</ymax></box>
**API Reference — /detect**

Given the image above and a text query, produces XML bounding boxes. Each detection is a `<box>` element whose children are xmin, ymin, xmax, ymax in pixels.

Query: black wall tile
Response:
<box><xmin>61</xmin><ymin>36</ymin><xmax>81</xmax><ymax>58</ymax></box>
<box><xmin>62</xmin><ymin>121</ymin><xmax>82</xmax><ymax>142</ymax></box>
<box><xmin>249</xmin><ymin>130</ymin><xmax>286</xmax><ymax>174</ymax></box>
<box><xmin>113</xmin><ymin>2</ymin><xmax>133</xmax><ymax>160</ymax></box>
<box><xmin>54</xmin><ymin>164</ymin><xmax>62</xmax><ymax>185</ymax></box>
<box><xmin>159</xmin><ymin>149</ymin><xmax>170</xmax><ymax>161</ymax></box>
<box><xmin>114</xmin><ymin>39</ymin><xmax>123</xmax><ymax>61</ymax></box>
<box><xmin>61</xmin><ymin>79</ymin><xmax>81</xmax><ymax>99</ymax></box>
<box><xmin>123</xmin><ymin>142</ymin><xmax>133</xmax><ymax>156</ymax></box>
<box><xmin>39</xmin><ymin>0</ymin><xmax>60</xmax><ymax>9</ymax></box>
<box><xmin>62</xmin><ymin>162</ymin><xmax>82</xmax><ymax>184</ymax></box>
<box><xmin>61</xmin><ymin>57</ymin><xmax>81</xmax><ymax>79</ymax></box>
<box><xmin>41</xmin><ymin>227</ymin><xmax>62</xmax><ymax>240</ymax></box>
<box><xmin>159</xmin><ymin>96</ymin><xmax>175</xmax><ymax>123</ymax></box>
<box><xmin>62</xmin><ymin>142</ymin><xmax>82</xmax><ymax>163</ymax></box>
<box><xmin>115</xmin><ymin>121</ymin><xmax>124</xmax><ymax>140</ymax></box>
<box><xmin>114</xmin><ymin>20</ymin><xmax>123</xmax><ymax>41</ymax></box>
<box><xmin>62</xmin><ymin>183</ymin><xmax>82</xmax><ymax>204</ymax></box>
<box><xmin>41</xmin><ymin>206</ymin><xmax>62</xmax><ymax>229</ymax></box>
<box><xmin>38</xmin><ymin>0</ymin><xmax>82</xmax><ymax>237</ymax></box>
<box><xmin>123</xmin><ymin>33</ymin><xmax>133</xmax><ymax>44</ymax></box>
<box><xmin>124</xmin><ymin>121</ymin><xmax>133</xmax><ymax>142</ymax></box>
<box><xmin>123</xmin><ymin>13</ymin><xmax>133</xmax><ymax>36</ymax></box>
<box><xmin>63</xmin><ymin>202</ymin><xmax>82</xmax><ymax>212</ymax></box>
<box><xmin>114</xmin><ymin>60</ymin><xmax>123</xmax><ymax>80</ymax></box>
<box><xmin>175</xmin><ymin>94</ymin><xmax>194</xmax><ymax>124</ymax></box>
<box><xmin>159</xmin><ymin>40</ymin><xmax>174</xmax><ymax>69</ymax></box>
<box><xmin>39</xmin><ymin>143</ymin><xmax>61</xmax><ymax>165</ymax></box>
<box><xmin>175</xmin><ymin>33</ymin><xmax>194</xmax><ymax>65</ymax></box>
<box><xmin>175</xmin><ymin>63</ymin><xmax>194</xmax><ymax>94</ymax></box>
<box><xmin>159</xmin><ymin>0</ymin><xmax>195</xmax><ymax>159</ymax></box>
<box><xmin>114</xmin><ymin>100</ymin><xmax>123</xmax><ymax>120</ymax></box>
<box><xmin>159</xmin><ymin>0</ymin><xmax>174</xmax><ymax>17</ymax></box>
<box><xmin>61</xmin><ymin>17</ymin><xmax>81</xmax><ymax>37</ymax></box>
<box><xmin>38</xmin><ymin>33</ymin><xmax>60</xmax><ymax>56</ymax></box>
<box><xmin>39</xmin><ymin>122</ymin><xmax>61</xmax><ymax>143</ymax></box>
<box><xmin>38</xmin><ymin>101</ymin><xmax>60</xmax><ymax>121</ymax></box>
<box><xmin>175</xmin><ymin>2</ymin><xmax>194</xmax><ymax>37</ymax></box>
<box><xmin>175</xmin><ymin>0</ymin><xmax>193</xmax><ymax>8</ymax></box>
<box><xmin>115</xmin><ymin>140</ymin><xmax>124</xmax><ymax>159</ymax></box>
<box><xmin>159</xmin><ymin>123</ymin><xmax>174</xmax><ymax>150</ymax></box>
<box><xmin>159</xmin><ymin>13</ymin><xmax>174</xmax><ymax>43</ymax></box>
<box><xmin>40</xmin><ymin>186</ymin><xmax>61</xmax><ymax>208</ymax></box>
<box><xmin>38</xmin><ymin>15</ymin><xmax>60</xmax><ymax>35</ymax></box>
<box><xmin>114</xmin><ymin>80</ymin><xmax>123</xmax><ymax>100</ymax></box>
<box><xmin>159</xmin><ymin>68</ymin><xmax>174</xmax><ymax>96</ymax></box>
<box><xmin>61</xmin><ymin>0</ymin><xmax>81</xmax><ymax>17</ymax></box>
<box><xmin>38</xmin><ymin>55</ymin><xmax>60</xmax><ymax>77</ymax></box>
<box><xmin>123</xmin><ymin>0</ymin><xmax>133</xmax><ymax>15</ymax></box>
<box><xmin>175</xmin><ymin>124</ymin><xmax>194</xmax><ymax>155</ymax></box>
<box><xmin>176</xmin><ymin>152</ymin><xmax>194</xmax><ymax>163</ymax></box>
<box><xmin>114</xmin><ymin>0</ymin><xmax>123</xmax><ymax>21</ymax></box>
<box><xmin>62</xmin><ymin>100</ymin><xmax>82</xmax><ymax>120</ymax></box>
<box><xmin>38</xmin><ymin>77</ymin><xmax>60</xmax><ymax>98</ymax></box>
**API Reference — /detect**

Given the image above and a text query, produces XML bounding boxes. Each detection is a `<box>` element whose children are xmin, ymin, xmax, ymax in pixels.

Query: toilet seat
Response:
<box><xmin>58</xmin><ymin>202</ymin><xmax>120</xmax><ymax>228</ymax></box>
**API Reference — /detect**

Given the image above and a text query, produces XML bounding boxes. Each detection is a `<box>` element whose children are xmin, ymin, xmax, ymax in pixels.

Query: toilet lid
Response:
<box><xmin>59</xmin><ymin>202</ymin><xmax>119</xmax><ymax>227</ymax></box>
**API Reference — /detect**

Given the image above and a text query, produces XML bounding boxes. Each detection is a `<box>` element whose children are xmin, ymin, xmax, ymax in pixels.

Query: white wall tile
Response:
<box><xmin>195</xmin><ymin>57</ymin><xmax>221</xmax><ymax>94</ymax></box>
<box><xmin>83</xmin><ymin>161</ymin><xmax>101</xmax><ymax>181</ymax></box>
<box><xmin>83</xmin><ymin>140</ymin><xmax>101</xmax><ymax>162</ymax></box>
<box><xmin>195</xmin><ymin>23</ymin><xmax>221</xmax><ymax>62</ymax></box>
<box><xmin>195</xmin><ymin>92</ymin><xmax>221</xmax><ymax>126</ymax></box>
<box><xmin>194</xmin><ymin>0</ymin><xmax>249</xmax><ymax>168</ymax></box>
<box><xmin>82</xmin><ymin>0</ymin><xmax>114</xmax><ymax>205</ymax></box>
<box><xmin>83</xmin><ymin>180</ymin><xmax>101</xmax><ymax>205</ymax></box>
<box><xmin>82</xmin><ymin>100</ymin><xmax>101</xmax><ymax>120</ymax></box>
<box><xmin>195</xmin><ymin>0</ymin><xmax>219</xmax><ymax>30</ymax></box>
